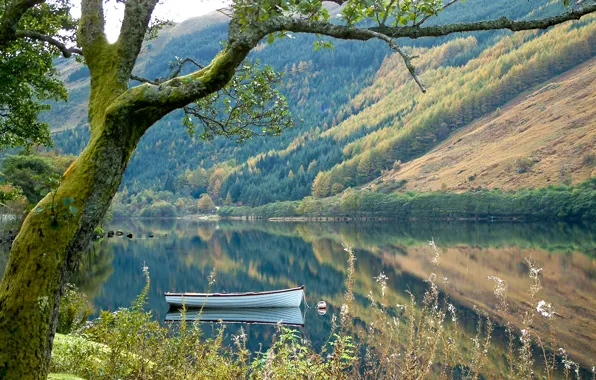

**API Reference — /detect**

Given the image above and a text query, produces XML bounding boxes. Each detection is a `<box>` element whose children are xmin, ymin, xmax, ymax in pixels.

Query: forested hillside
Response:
<box><xmin>40</xmin><ymin>0</ymin><xmax>596</xmax><ymax>217</ymax></box>
<box><xmin>373</xmin><ymin>58</ymin><xmax>596</xmax><ymax>192</ymax></box>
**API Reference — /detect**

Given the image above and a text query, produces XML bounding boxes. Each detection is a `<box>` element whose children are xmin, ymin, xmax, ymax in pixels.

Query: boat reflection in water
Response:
<box><xmin>164</xmin><ymin>307</ymin><xmax>305</xmax><ymax>327</ymax></box>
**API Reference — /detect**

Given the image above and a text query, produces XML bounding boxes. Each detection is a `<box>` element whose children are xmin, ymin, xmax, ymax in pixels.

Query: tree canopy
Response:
<box><xmin>0</xmin><ymin>0</ymin><xmax>77</xmax><ymax>148</ymax></box>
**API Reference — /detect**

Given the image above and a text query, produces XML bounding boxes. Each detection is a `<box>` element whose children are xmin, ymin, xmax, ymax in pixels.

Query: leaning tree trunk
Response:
<box><xmin>0</xmin><ymin>67</ymin><xmax>148</xmax><ymax>377</ymax></box>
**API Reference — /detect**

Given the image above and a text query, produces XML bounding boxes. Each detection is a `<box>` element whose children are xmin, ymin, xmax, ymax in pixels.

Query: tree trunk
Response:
<box><xmin>0</xmin><ymin>72</ymin><xmax>146</xmax><ymax>377</ymax></box>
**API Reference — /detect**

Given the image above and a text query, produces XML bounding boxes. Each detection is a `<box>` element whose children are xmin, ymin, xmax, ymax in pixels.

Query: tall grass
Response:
<box><xmin>51</xmin><ymin>244</ymin><xmax>595</xmax><ymax>379</ymax></box>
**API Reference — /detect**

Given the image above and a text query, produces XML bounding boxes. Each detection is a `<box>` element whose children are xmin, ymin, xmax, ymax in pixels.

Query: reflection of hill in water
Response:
<box><xmin>69</xmin><ymin>220</ymin><xmax>595</xmax><ymax>374</ymax></box>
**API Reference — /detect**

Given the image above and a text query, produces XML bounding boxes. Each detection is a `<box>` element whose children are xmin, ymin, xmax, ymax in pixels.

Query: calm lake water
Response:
<box><xmin>1</xmin><ymin>219</ymin><xmax>595</xmax><ymax>375</ymax></box>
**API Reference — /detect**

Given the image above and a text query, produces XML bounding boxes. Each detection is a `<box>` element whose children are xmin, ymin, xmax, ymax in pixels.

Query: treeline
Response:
<box><xmin>218</xmin><ymin>178</ymin><xmax>596</xmax><ymax>221</ymax></box>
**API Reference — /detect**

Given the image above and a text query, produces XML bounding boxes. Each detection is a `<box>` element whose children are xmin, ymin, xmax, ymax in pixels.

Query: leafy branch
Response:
<box><xmin>182</xmin><ymin>60</ymin><xmax>293</xmax><ymax>143</ymax></box>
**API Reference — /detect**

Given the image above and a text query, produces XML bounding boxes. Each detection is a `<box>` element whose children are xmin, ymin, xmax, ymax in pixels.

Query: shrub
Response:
<box><xmin>514</xmin><ymin>157</ymin><xmax>535</xmax><ymax>174</ymax></box>
<box><xmin>583</xmin><ymin>153</ymin><xmax>596</xmax><ymax>167</ymax></box>
<box><xmin>57</xmin><ymin>284</ymin><xmax>91</xmax><ymax>335</ymax></box>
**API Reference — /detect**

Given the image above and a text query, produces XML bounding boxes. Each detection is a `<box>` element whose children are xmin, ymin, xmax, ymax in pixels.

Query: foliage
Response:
<box><xmin>0</xmin><ymin>151</ymin><xmax>75</xmax><ymax>204</ymax></box>
<box><xmin>138</xmin><ymin>200</ymin><xmax>177</xmax><ymax>218</ymax></box>
<box><xmin>0</xmin><ymin>0</ymin><xmax>75</xmax><ymax>149</ymax></box>
<box><xmin>197</xmin><ymin>194</ymin><xmax>217</xmax><ymax>213</ymax></box>
<box><xmin>57</xmin><ymin>284</ymin><xmax>91</xmax><ymax>335</ymax></box>
<box><xmin>219</xmin><ymin>177</ymin><xmax>596</xmax><ymax>221</ymax></box>
<box><xmin>184</xmin><ymin>60</ymin><xmax>293</xmax><ymax>143</ymax></box>
<box><xmin>0</xmin><ymin>183</ymin><xmax>26</xmax><ymax>213</ymax></box>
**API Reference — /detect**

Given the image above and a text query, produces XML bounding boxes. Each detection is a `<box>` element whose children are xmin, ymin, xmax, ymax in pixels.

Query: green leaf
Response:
<box><xmin>69</xmin><ymin>205</ymin><xmax>78</xmax><ymax>215</ymax></box>
<box><xmin>62</xmin><ymin>197</ymin><xmax>74</xmax><ymax>206</ymax></box>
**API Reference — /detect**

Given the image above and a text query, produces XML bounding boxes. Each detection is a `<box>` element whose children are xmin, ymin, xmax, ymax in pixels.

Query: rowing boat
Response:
<box><xmin>164</xmin><ymin>307</ymin><xmax>304</xmax><ymax>326</ymax></box>
<box><xmin>164</xmin><ymin>286</ymin><xmax>304</xmax><ymax>308</ymax></box>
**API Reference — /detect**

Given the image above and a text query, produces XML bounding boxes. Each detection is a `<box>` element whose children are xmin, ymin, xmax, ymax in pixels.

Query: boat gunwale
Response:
<box><xmin>164</xmin><ymin>285</ymin><xmax>304</xmax><ymax>298</ymax></box>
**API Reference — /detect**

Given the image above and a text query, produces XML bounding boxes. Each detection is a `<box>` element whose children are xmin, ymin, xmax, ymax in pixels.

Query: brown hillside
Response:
<box><xmin>376</xmin><ymin>58</ymin><xmax>596</xmax><ymax>192</ymax></box>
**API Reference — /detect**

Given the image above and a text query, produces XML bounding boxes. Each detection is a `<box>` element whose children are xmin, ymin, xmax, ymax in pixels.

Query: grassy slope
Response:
<box><xmin>375</xmin><ymin>57</ymin><xmax>596</xmax><ymax>192</ymax></box>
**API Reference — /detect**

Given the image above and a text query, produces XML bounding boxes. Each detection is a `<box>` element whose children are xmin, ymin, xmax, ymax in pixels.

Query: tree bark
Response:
<box><xmin>0</xmin><ymin>83</ymin><xmax>139</xmax><ymax>380</ymax></box>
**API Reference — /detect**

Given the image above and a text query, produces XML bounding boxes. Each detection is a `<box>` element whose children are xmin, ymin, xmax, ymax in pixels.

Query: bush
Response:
<box><xmin>139</xmin><ymin>201</ymin><xmax>177</xmax><ymax>218</ymax></box>
<box><xmin>57</xmin><ymin>284</ymin><xmax>91</xmax><ymax>335</ymax></box>
<box><xmin>514</xmin><ymin>157</ymin><xmax>535</xmax><ymax>174</ymax></box>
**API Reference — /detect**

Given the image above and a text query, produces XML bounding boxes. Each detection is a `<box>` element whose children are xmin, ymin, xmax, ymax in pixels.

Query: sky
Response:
<box><xmin>73</xmin><ymin>0</ymin><xmax>228</xmax><ymax>42</ymax></box>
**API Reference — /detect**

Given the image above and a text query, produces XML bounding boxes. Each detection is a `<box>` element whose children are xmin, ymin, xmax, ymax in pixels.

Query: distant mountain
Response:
<box><xmin>40</xmin><ymin>0</ymin><xmax>596</xmax><ymax>216</ymax></box>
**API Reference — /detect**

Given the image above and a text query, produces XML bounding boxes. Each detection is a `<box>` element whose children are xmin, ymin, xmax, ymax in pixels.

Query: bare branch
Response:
<box><xmin>251</xmin><ymin>4</ymin><xmax>596</xmax><ymax>42</ymax></box>
<box><xmin>354</xmin><ymin>29</ymin><xmax>427</xmax><ymax>92</ymax></box>
<box><xmin>168</xmin><ymin>58</ymin><xmax>204</xmax><ymax>79</ymax></box>
<box><xmin>377</xmin><ymin>4</ymin><xmax>596</xmax><ymax>39</ymax></box>
<box><xmin>130</xmin><ymin>75</ymin><xmax>159</xmax><ymax>85</ymax></box>
<box><xmin>131</xmin><ymin>57</ymin><xmax>203</xmax><ymax>85</ymax></box>
<box><xmin>16</xmin><ymin>30</ymin><xmax>82</xmax><ymax>57</ymax></box>
<box><xmin>415</xmin><ymin>0</ymin><xmax>459</xmax><ymax>27</ymax></box>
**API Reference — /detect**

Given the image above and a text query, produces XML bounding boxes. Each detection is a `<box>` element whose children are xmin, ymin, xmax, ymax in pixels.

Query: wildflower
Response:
<box><xmin>447</xmin><ymin>303</ymin><xmax>457</xmax><ymax>323</ymax></box>
<box><xmin>341</xmin><ymin>304</ymin><xmax>349</xmax><ymax>316</ymax></box>
<box><xmin>208</xmin><ymin>269</ymin><xmax>217</xmax><ymax>286</ymax></box>
<box><xmin>536</xmin><ymin>300</ymin><xmax>554</xmax><ymax>319</ymax></box>
<box><xmin>428</xmin><ymin>239</ymin><xmax>440</xmax><ymax>265</ymax></box>
<box><xmin>374</xmin><ymin>272</ymin><xmax>388</xmax><ymax>298</ymax></box>
<box><xmin>488</xmin><ymin>275</ymin><xmax>508</xmax><ymax>298</ymax></box>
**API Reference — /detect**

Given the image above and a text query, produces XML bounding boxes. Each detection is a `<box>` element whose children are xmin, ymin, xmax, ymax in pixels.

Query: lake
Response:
<box><xmin>1</xmin><ymin>219</ymin><xmax>595</xmax><ymax>376</ymax></box>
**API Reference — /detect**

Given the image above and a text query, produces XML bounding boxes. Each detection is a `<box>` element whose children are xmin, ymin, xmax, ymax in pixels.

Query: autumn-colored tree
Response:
<box><xmin>1</xmin><ymin>0</ymin><xmax>594</xmax><ymax>377</ymax></box>
<box><xmin>197</xmin><ymin>194</ymin><xmax>216</xmax><ymax>212</ymax></box>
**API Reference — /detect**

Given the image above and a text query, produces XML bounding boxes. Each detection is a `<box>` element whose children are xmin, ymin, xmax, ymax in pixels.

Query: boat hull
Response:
<box><xmin>165</xmin><ymin>286</ymin><xmax>304</xmax><ymax>308</ymax></box>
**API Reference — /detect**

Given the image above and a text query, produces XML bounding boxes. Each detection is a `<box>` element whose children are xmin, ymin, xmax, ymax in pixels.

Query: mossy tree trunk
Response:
<box><xmin>0</xmin><ymin>1</ymin><xmax>261</xmax><ymax>376</ymax></box>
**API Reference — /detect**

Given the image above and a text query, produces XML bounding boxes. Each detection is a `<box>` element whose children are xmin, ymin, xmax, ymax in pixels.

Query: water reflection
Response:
<box><xmin>165</xmin><ymin>307</ymin><xmax>305</xmax><ymax>326</ymax></box>
<box><xmin>0</xmin><ymin>219</ymin><xmax>594</xmax><ymax>376</ymax></box>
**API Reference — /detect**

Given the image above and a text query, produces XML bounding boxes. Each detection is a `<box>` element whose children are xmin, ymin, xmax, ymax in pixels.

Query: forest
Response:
<box><xmin>26</xmin><ymin>0</ymin><xmax>592</xmax><ymax>217</ymax></box>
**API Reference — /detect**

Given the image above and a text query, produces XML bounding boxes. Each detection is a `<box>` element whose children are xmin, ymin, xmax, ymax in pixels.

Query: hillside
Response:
<box><xmin>36</xmin><ymin>0</ymin><xmax>596</xmax><ymax>216</ymax></box>
<box><xmin>372</xmin><ymin>58</ymin><xmax>596</xmax><ymax>192</ymax></box>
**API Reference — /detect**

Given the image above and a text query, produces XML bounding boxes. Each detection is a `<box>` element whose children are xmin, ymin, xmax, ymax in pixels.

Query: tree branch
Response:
<box><xmin>116</xmin><ymin>0</ymin><xmax>160</xmax><ymax>84</ymax></box>
<box><xmin>79</xmin><ymin>0</ymin><xmax>107</xmax><ymax>52</ymax></box>
<box><xmin>0</xmin><ymin>0</ymin><xmax>45</xmax><ymax>46</ymax></box>
<box><xmin>16</xmin><ymin>30</ymin><xmax>82</xmax><ymax>57</ymax></box>
<box><xmin>130</xmin><ymin>75</ymin><xmax>159</xmax><ymax>85</ymax></box>
<box><xmin>249</xmin><ymin>4</ymin><xmax>596</xmax><ymax>43</ymax></box>
<box><xmin>111</xmin><ymin>3</ymin><xmax>596</xmax><ymax>124</ymax></box>
<box><xmin>376</xmin><ymin>4</ymin><xmax>596</xmax><ymax>39</ymax></box>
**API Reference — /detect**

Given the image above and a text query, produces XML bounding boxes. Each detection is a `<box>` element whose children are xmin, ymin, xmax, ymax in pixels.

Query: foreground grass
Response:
<box><xmin>51</xmin><ymin>245</ymin><xmax>594</xmax><ymax>379</ymax></box>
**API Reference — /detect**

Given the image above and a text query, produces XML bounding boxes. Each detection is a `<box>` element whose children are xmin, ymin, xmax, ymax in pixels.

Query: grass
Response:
<box><xmin>51</xmin><ymin>244</ymin><xmax>595</xmax><ymax>379</ymax></box>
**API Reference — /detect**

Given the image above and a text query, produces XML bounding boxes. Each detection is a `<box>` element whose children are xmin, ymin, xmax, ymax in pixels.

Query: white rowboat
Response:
<box><xmin>165</xmin><ymin>307</ymin><xmax>304</xmax><ymax>326</ymax></box>
<box><xmin>164</xmin><ymin>286</ymin><xmax>304</xmax><ymax>308</ymax></box>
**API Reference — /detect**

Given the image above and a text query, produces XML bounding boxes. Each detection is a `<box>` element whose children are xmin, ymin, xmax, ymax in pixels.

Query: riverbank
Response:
<box><xmin>218</xmin><ymin>178</ymin><xmax>595</xmax><ymax>221</ymax></box>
